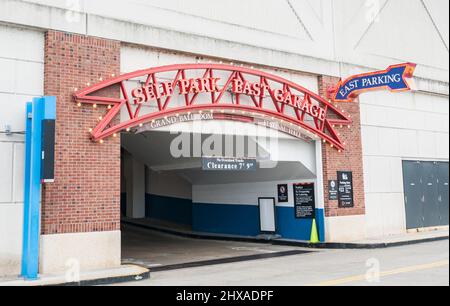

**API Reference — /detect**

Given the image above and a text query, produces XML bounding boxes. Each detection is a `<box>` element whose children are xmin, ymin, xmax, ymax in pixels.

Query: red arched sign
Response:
<box><xmin>74</xmin><ymin>64</ymin><xmax>351</xmax><ymax>151</ymax></box>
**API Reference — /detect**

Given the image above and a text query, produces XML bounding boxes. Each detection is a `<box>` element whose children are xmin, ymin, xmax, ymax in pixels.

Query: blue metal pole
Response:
<box><xmin>21</xmin><ymin>102</ymin><xmax>33</xmax><ymax>277</ymax></box>
<box><xmin>22</xmin><ymin>96</ymin><xmax>57</xmax><ymax>280</ymax></box>
<box><xmin>24</xmin><ymin>97</ymin><xmax>44</xmax><ymax>279</ymax></box>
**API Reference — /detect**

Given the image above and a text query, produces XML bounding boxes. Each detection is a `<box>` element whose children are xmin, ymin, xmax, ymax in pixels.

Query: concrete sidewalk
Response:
<box><xmin>123</xmin><ymin>218</ymin><xmax>449</xmax><ymax>249</ymax></box>
<box><xmin>0</xmin><ymin>265</ymin><xmax>149</xmax><ymax>286</ymax></box>
<box><xmin>349</xmin><ymin>228</ymin><xmax>450</xmax><ymax>247</ymax></box>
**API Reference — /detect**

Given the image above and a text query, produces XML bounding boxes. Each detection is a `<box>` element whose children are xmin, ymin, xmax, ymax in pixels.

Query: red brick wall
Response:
<box><xmin>318</xmin><ymin>75</ymin><xmax>366</xmax><ymax>217</ymax></box>
<box><xmin>42</xmin><ymin>31</ymin><xmax>121</xmax><ymax>235</ymax></box>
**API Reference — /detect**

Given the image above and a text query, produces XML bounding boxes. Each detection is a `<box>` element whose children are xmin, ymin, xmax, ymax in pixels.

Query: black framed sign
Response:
<box><xmin>277</xmin><ymin>184</ymin><xmax>289</xmax><ymax>203</ymax></box>
<box><xmin>328</xmin><ymin>180</ymin><xmax>338</xmax><ymax>201</ymax></box>
<box><xmin>293</xmin><ymin>183</ymin><xmax>316</xmax><ymax>219</ymax></box>
<box><xmin>337</xmin><ymin>171</ymin><xmax>354</xmax><ymax>208</ymax></box>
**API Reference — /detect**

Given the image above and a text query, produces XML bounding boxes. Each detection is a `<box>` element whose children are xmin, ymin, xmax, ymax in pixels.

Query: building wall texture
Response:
<box><xmin>0</xmin><ymin>24</ymin><xmax>44</xmax><ymax>277</ymax></box>
<box><xmin>0</xmin><ymin>0</ymin><xmax>448</xmax><ymax>276</ymax></box>
<box><xmin>41</xmin><ymin>31</ymin><xmax>121</xmax><ymax>234</ymax></box>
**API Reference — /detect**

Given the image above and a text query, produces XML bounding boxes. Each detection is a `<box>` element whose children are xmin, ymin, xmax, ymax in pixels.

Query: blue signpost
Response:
<box><xmin>21</xmin><ymin>96</ymin><xmax>56</xmax><ymax>280</ymax></box>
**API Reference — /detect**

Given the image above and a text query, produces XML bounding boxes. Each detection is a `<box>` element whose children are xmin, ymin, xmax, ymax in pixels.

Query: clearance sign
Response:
<box><xmin>330</xmin><ymin>63</ymin><xmax>416</xmax><ymax>102</ymax></box>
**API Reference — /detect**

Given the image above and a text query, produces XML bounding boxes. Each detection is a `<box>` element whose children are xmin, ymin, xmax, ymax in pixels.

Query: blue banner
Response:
<box><xmin>332</xmin><ymin>63</ymin><xmax>416</xmax><ymax>102</ymax></box>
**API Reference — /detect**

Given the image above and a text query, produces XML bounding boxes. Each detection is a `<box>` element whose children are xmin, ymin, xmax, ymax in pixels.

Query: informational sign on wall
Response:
<box><xmin>293</xmin><ymin>183</ymin><xmax>316</xmax><ymax>219</ymax></box>
<box><xmin>337</xmin><ymin>171</ymin><xmax>354</xmax><ymax>208</ymax></box>
<box><xmin>328</xmin><ymin>180</ymin><xmax>338</xmax><ymax>201</ymax></box>
<box><xmin>277</xmin><ymin>184</ymin><xmax>289</xmax><ymax>203</ymax></box>
<box><xmin>202</xmin><ymin>157</ymin><xmax>257</xmax><ymax>171</ymax></box>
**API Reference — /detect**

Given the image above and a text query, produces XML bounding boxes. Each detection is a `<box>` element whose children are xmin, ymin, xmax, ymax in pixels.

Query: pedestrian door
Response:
<box><xmin>402</xmin><ymin>161</ymin><xmax>449</xmax><ymax>229</ymax></box>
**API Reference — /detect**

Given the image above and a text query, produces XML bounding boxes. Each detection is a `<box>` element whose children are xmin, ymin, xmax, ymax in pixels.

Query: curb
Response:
<box><xmin>50</xmin><ymin>270</ymin><xmax>150</xmax><ymax>286</ymax></box>
<box><xmin>122</xmin><ymin>220</ymin><xmax>449</xmax><ymax>250</ymax></box>
<box><xmin>0</xmin><ymin>267</ymin><xmax>150</xmax><ymax>287</ymax></box>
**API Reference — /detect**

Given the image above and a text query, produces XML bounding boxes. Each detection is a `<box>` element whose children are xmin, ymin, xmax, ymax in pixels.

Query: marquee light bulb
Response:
<box><xmin>89</xmin><ymin>128</ymin><xmax>93</xmax><ymax>133</ymax></box>
<box><xmin>113</xmin><ymin>133</ymin><xmax>117</xmax><ymax>137</ymax></box>
<box><xmin>99</xmin><ymin>139</ymin><xmax>104</xmax><ymax>144</ymax></box>
<box><xmin>139</xmin><ymin>123</ymin><xmax>143</xmax><ymax>127</ymax></box>
<box><xmin>93</xmin><ymin>104</ymin><xmax>97</xmax><ymax>109</ymax></box>
<box><xmin>87</xmin><ymin>82</ymin><xmax>90</xmax><ymax>86</ymax></box>
<box><xmin>77</xmin><ymin>102</ymin><xmax>81</xmax><ymax>107</ymax></box>
<box><xmin>107</xmin><ymin>105</ymin><xmax>112</xmax><ymax>109</ymax></box>
<box><xmin>126</xmin><ymin>128</ymin><xmax>131</xmax><ymax>132</ymax></box>
<box><xmin>98</xmin><ymin>116</ymin><xmax>103</xmax><ymax>120</ymax></box>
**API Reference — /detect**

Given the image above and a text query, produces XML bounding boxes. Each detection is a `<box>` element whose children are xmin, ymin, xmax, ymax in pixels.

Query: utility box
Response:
<box><xmin>41</xmin><ymin>119</ymin><xmax>56</xmax><ymax>183</ymax></box>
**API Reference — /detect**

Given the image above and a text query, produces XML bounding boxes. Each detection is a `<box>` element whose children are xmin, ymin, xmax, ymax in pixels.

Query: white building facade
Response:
<box><xmin>0</xmin><ymin>0</ymin><xmax>448</xmax><ymax>278</ymax></box>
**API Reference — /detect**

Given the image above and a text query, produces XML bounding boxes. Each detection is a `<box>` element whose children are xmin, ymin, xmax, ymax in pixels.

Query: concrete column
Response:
<box><xmin>124</xmin><ymin>154</ymin><xmax>146</xmax><ymax>219</ymax></box>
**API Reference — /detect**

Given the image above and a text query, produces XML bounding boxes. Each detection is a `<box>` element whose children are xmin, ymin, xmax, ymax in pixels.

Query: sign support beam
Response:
<box><xmin>21</xmin><ymin>96</ymin><xmax>56</xmax><ymax>280</ymax></box>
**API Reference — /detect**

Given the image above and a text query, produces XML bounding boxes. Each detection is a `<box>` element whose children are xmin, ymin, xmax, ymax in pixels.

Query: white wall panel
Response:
<box><xmin>193</xmin><ymin>178</ymin><xmax>316</xmax><ymax>207</ymax></box>
<box><xmin>0</xmin><ymin>24</ymin><xmax>44</xmax><ymax>277</ymax></box>
<box><xmin>146</xmin><ymin>169</ymin><xmax>192</xmax><ymax>200</ymax></box>
<box><xmin>13</xmin><ymin>143</ymin><xmax>25</xmax><ymax>203</ymax></box>
<box><xmin>0</xmin><ymin>142</ymin><xmax>13</xmax><ymax>203</ymax></box>
<box><xmin>0</xmin><ymin>204</ymin><xmax>23</xmax><ymax>277</ymax></box>
<box><xmin>0</xmin><ymin>93</ymin><xmax>37</xmax><ymax>132</ymax></box>
<box><xmin>361</xmin><ymin>90</ymin><xmax>449</xmax><ymax>238</ymax></box>
<box><xmin>15</xmin><ymin>61</ymin><xmax>44</xmax><ymax>95</ymax></box>
<box><xmin>0</xmin><ymin>24</ymin><xmax>44</xmax><ymax>62</ymax></box>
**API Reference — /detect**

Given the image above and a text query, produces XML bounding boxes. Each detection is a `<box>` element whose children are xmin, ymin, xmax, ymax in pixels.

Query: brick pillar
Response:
<box><xmin>318</xmin><ymin>75</ymin><xmax>366</xmax><ymax>218</ymax></box>
<box><xmin>42</xmin><ymin>31</ymin><xmax>121</xmax><ymax>235</ymax></box>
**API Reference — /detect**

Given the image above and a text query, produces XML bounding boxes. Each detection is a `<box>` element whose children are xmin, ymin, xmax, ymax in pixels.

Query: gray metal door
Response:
<box><xmin>436</xmin><ymin>162</ymin><xmax>449</xmax><ymax>226</ymax></box>
<box><xmin>403</xmin><ymin>161</ymin><xmax>449</xmax><ymax>229</ymax></box>
<box><xmin>403</xmin><ymin>161</ymin><xmax>424</xmax><ymax>229</ymax></box>
<box><xmin>422</xmin><ymin>162</ymin><xmax>440</xmax><ymax>227</ymax></box>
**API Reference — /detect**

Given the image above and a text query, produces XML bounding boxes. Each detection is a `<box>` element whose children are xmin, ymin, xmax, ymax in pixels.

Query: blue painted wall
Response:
<box><xmin>145</xmin><ymin>194</ymin><xmax>193</xmax><ymax>226</ymax></box>
<box><xmin>193</xmin><ymin>202</ymin><xmax>325</xmax><ymax>242</ymax></box>
<box><xmin>192</xmin><ymin>203</ymin><xmax>261</xmax><ymax>236</ymax></box>
<box><xmin>276</xmin><ymin>207</ymin><xmax>325</xmax><ymax>242</ymax></box>
<box><xmin>138</xmin><ymin>194</ymin><xmax>326</xmax><ymax>242</ymax></box>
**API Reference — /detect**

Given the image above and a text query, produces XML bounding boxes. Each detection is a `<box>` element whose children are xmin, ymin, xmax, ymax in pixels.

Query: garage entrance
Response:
<box><xmin>119</xmin><ymin>124</ymin><xmax>322</xmax><ymax>269</ymax></box>
<box><xmin>403</xmin><ymin>161</ymin><xmax>449</xmax><ymax>229</ymax></box>
<box><xmin>71</xmin><ymin>63</ymin><xmax>346</xmax><ymax>269</ymax></box>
